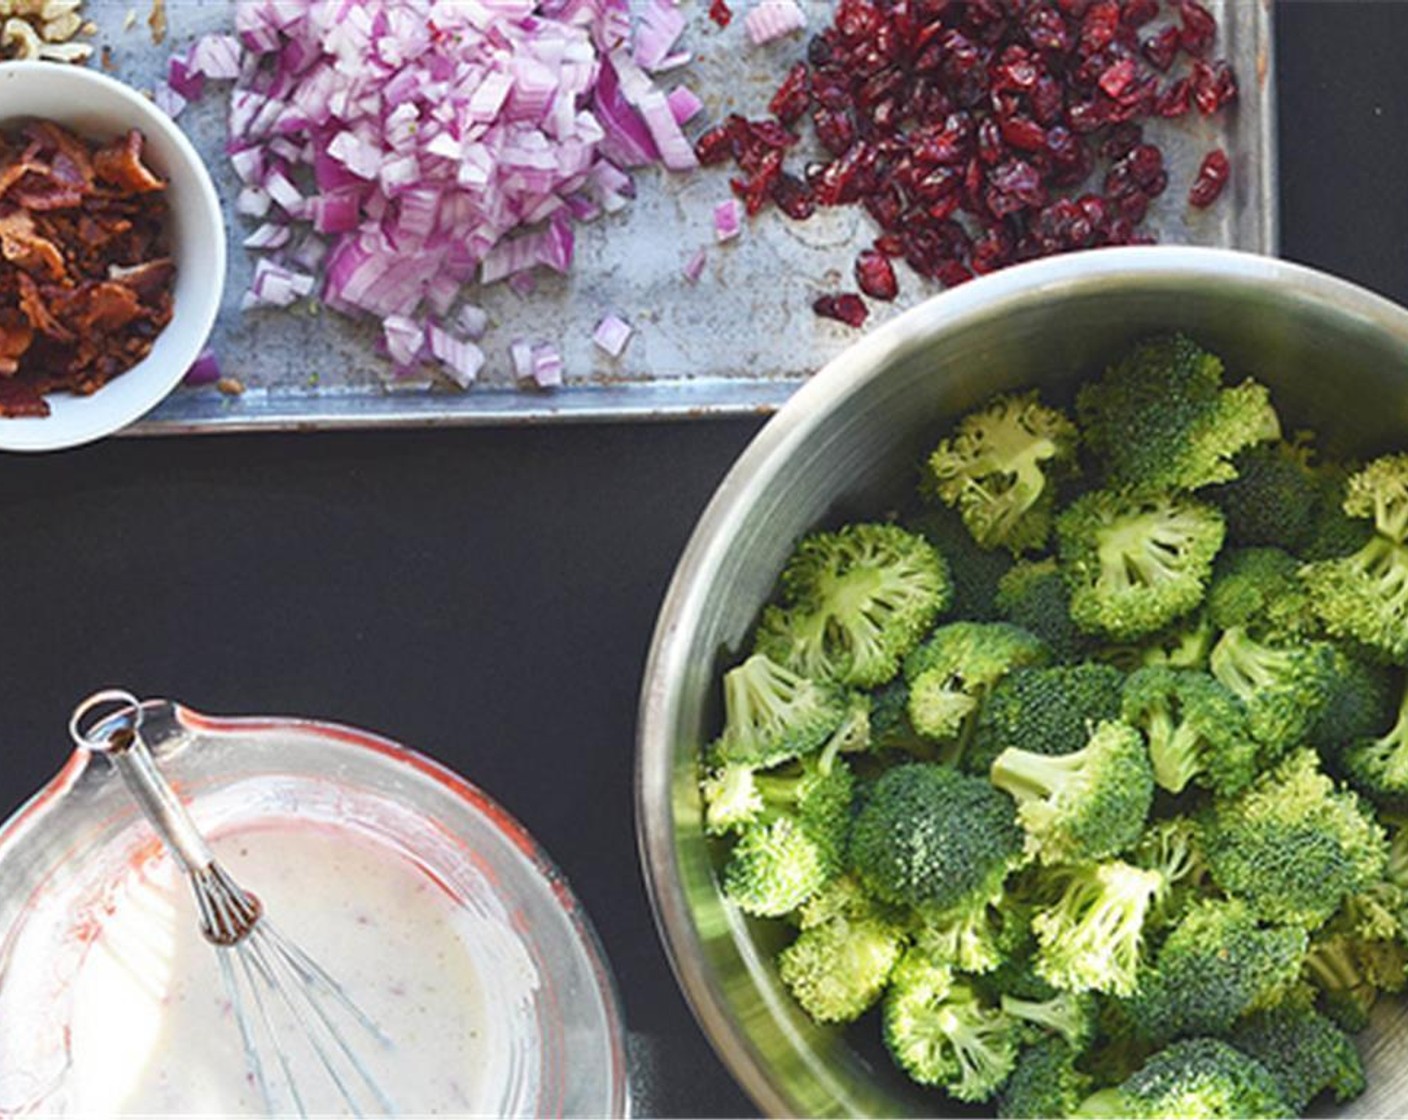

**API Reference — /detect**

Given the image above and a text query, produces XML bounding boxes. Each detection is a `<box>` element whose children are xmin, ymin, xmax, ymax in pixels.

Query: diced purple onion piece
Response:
<box><xmin>592</xmin><ymin>313</ymin><xmax>633</xmax><ymax>357</ymax></box>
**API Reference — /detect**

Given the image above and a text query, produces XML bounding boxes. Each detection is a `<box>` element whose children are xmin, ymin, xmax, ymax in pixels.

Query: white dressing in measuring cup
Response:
<box><xmin>36</xmin><ymin>817</ymin><xmax>543</xmax><ymax>1115</ymax></box>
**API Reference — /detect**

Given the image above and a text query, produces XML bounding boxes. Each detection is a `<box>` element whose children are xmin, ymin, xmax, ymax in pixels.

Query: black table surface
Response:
<box><xmin>2</xmin><ymin>3</ymin><xmax>1405</xmax><ymax>1116</ymax></box>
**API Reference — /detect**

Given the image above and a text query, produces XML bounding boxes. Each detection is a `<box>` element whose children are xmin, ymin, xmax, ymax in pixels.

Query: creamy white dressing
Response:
<box><xmin>50</xmin><ymin>820</ymin><xmax>532</xmax><ymax>1115</ymax></box>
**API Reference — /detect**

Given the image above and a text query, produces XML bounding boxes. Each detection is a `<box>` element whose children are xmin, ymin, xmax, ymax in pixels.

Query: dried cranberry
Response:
<box><xmin>1189</xmin><ymin>147</ymin><xmax>1230</xmax><ymax>207</ymax></box>
<box><xmin>1000</xmin><ymin>115</ymin><xmax>1047</xmax><ymax>152</ymax></box>
<box><xmin>1178</xmin><ymin>0</ymin><xmax>1217</xmax><ymax>56</ymax></box>
<box><xmin>694</xmin><ymin>126</ymin><xmax>735</xmax><ymax>166</ymax></box>
<box><xmin>749</xmin><ymin>119</ymin><xmax>799</xmax><ymax>150</ymax></box>
<box><xmin>864</xmin><ymin>183</ymin><xmax>905</xmax><ymax>227</ymax></box>
<box><xmin>1099</xmin><ymin>121</ymin><xmax>1143</xmax><ymax>160</ymax></box>
<box><xmin>873</xmin><ymin>234</ymin><xmax>904</xmax><ymax>257</ymax></box>
<box><xmin>977</xmin><ymin>118</ymin><xmax>1004</xmax><ymax>165</ymax></box>
<box><xmin>1067</xmin><ymin>98</ymin><xmax>1109</xmax><ymax>133</ymax></box>
<box><xmin>769</xmin><ymin>63</ymin><xmax>812</xmax><ymax>126</ymax></box>
<box><xmin>1097</xmin><ymin>57</ymin><xmax>1137</xmax><ymax>100</ymax></box>
<box><xmin>812</xmin><ymin>108</ymin><xmax>856</xmax><ymax>156</ymax></box>
<box><xmin>1079</xmin><ymin>0</ymin><xmax>1121</xmax><ymax>53</ymax></box>
<box><xmin>835</xmin><ymin>0</ymin><xmax>881</xmax><ymax>42</ymax></box>
<box><xmin>855</xmin><ymin>249</ymin><xmax>899</xmax><ymax>300</ymax></box>
<box><xmin>934</xmin><ymin>260</ymin><xmax>974</xmax><ymax>287</ymax></box>
<box><xmin>708</xmin><ymin>0</ymin><xmax>732</xmax><ymax>26</ymax></box>
<box><xmin>1120</xmin><ymin>0</ymin><xmax>1159</xmax><ymax>28</ymax></box>
<box><xmin>1141</xmin><ymin>24</ymin><xmax>1180</xmax><ymax>71</ymax></box>
<box><xmin>1154</xmin><ymin>77</ymin><xmax>1193</xmax><ymax>117</ymax></box>
<box><xmin>813</xmin><ymin>292</ymin><xmax>869</xmax><ymax>327</ymax></box>
<box><xmin>990</xmin><ymin>158</ymin><xmax>1047</xmax><ymax>207</ymax></box>
<box><xmin>1191</xmin><ymin>59</ymin><xmax>1238</xmax><ymax>114</ymax></box>
<box><xmin>772</xmin><ymin>173</ymin><xmax>817</xmax><ymax>220</ymax></box>
<box><xmin>1023</xmin><ymin>5</ymin><xmax>1071</xmax><ymax>53</ymax></box>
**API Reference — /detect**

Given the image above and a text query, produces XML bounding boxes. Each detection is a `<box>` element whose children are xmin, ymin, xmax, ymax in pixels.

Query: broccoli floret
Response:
<box><xmin>1309</xmin><ymin>648</ymin><xmax>1398</xmax><ymax>762</ymax></box>
<box><xmin>1344</xmin><ymin>452</ymin><xmax>1408</xmax><ymax>542</ymax></box>
<box><xmin>1303</xmin><ymin>928</ymin><xmax>1399</xmax><ymax>1032</ymax></box>
<box><xmin>882</xmin><ymin>953</ymin><xmax>1020</xmax><ymax>1101</ymax></box>
<box><xmin>1206</xmin><ymin>547</ymin><xmax>1320</xmax><ymax>640</ymax></box>
<box><xmin>1000</xmin><ymin>988</ymin><xmax>1099</xmax><ymax>1051</ymax></box>
<box><xmin>849</xmin><ymin>762</ymin><xmax>1024</xmax><ymax>911</ymax></box>
<box><xmin>1076</xmin><ymin>332</ymin><xmax>1281</xmax><ymax>495</ymax></box>
<box><xmin>1132</xmin><ymin>816</ymin><xmax>1211</xmax><ymax>929</ymax></box>
<box><xmin>911</xmin><ymin>887</ymin><xmax>1009</xmax><ymax>975</ymax></box>
<box><xmin>908</xmin><ymin>503</ymin><xmax>1013</xmax><ymax>620</ymax></box>
<box><xmin>903</xmin><ymin>621</ymin><xmax>1048</xmax><ymax>742</ymax></box>
<box><xmin>1122</xmin><ymin>666</ymin><xmax>1258</xmax><ymax>796</ymax></box>
<box><xmin>1208</xmin><ymin>626</ymin><xmax>1336</xmax><ymax>759</ymax></box>
<box><xmin>708</xmin><ymin>652</ymin><xmax>847</xmax><ymax>769</ymax></box>
<box><xmin>926</xmin><ymin>390</ymin><xmax>1079</xmax><ymax>554</ymax></box>
<box><xmin>1229</xmin><ymin>995</ymin><xmax>1366</xmax><ymax>1111</ymax></box>
<box><xmin>1209</xmin><ymin>438</ymin><xmax>1325</xmax><ymax>550</ymax></box>
<box><xmin>1302</xmin><ymin>533</ymin><xmax>1408</xmax><ymax>663</ymax></box>
<box><xmin>1123</xmin><ymin>898</ymin><xmax>1308</xmax><ymax>1044</ymax></box>
<box><xmin>1074</xmin><ymin>1037</ymin><xmax>1294</xmax><ymax>1119</ymax></box>
<box><xmin>1203</xmin><ymin>749</ymin><xmax>1388</xmax><ymax>928</ymax></box>
<box><xmin>1343</xmin><ymin>678</ymin><xmax>1408</xmax><ymax>810</ymax></box>
<box><xmin>1032</xmin><ymin>860</ymin><xmax>1164</xmax><ymax>997</ymax></box>
<box><xmin>867</xmin><ymin>675</ymin><xmax>928</xmax><ymax>755</ymax></box>
<box><xmin>998</xmin><ymin>1037</ymin><xmax>1092</xmax><ymax>1120</ymax></box>
<box><xmin>778</xmin><ymin>880</ymin><xmax>906</xmax><ymax>1023</ymax></box>
<box><xmin>990</xmin><ymin>720</ymin><xmax>1155</xmax><ymax>866</ymax></box>
<box><xmin>966</xmin><ymin>662</ymin><xmax>1127</xmax><ymax>775</ymax></box>
<box><xmin>1057</xmin><ymin>489</ymin><xmax>1226</xmax><ymax>642</ymax></box>
<box><xmin>995</xmin><ymin>558</ymin><xmax>1088</xmax><ymax>662</ymax></box>
<box><xmin>754</xmin><ymin>523</ymin><xmax>951</xmax><ymax>688</ymax></box>
<box><xmin>720</xmin><ymin>753</ymin><xmax>855</xmax><ymax>917</ymax></box>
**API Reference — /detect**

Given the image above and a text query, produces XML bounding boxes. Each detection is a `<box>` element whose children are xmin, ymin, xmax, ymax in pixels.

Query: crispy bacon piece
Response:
<box><xmin>0</xmin><ymin>122</ymin><xmax>174</xmax><ymax>417</ymax></box>
<box><xmin>92</xmin><ymin>130</ymin><xmax>166</xmax><ymax>195</ymax></box>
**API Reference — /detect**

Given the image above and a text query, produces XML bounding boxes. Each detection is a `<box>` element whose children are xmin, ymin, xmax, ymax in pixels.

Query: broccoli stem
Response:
<box><xmin>990</xmin><ymin>747</ymin><xmax>1083</xmax><ymax>802</ymax></box>
<box><xmin>1209</xmin><ymin>626</ymin><xmax>1294</xmax><ymax>700</ymax></box>
<box><xmin>1149</xmin><ymin>718</ymin><xmax>1204</xmax><ymax>794</ymax></box>
<box><xmin>1071</xmin><ymin>1087</ymin><xmax>1127</xmax><ymax>1118</ymax></box>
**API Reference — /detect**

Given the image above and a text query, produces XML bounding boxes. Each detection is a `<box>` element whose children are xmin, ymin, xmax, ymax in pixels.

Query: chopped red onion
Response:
<box><xmin>181</xmin><ymin>0</ymin><xmax>701</xmax><ymax>388</ymax></box>
<box><xmin>683</xmin><ymin>245</ymin><xmax>707</xmax><ymax>283</ymax></box>
<box><xmin>531</xmin><ymin>342</ymin><xmax>564</xmax><ymax>388</ymax></box>
<box><xmin>427</xmin><ymin>324</ymin><xmax>485</xmax><ymax>387</ymax></box>
<box><xmin>243</xmin><ymin>222</ymin><xmax>291</xmax><ymax>249</ymax></box>
<box><xmin>743</xmin><ymin>0</ymin><xmax>806</xmax><ymax>45</ymax></box>
<box><xmin>152</xmin><ymin>81</ymin><xmax>188</xmax><ymax>119</ymax></box>
<box><xmin>667</xmin><ymin>85</ymin><xmax>704</xmax><ymax>126</ymax></box>
<box><xmin>183</xmin><ymin>347</ymin><xmax>222</xmax><ymax>386</ymax></box>
<box><xmin>510</xmin><ymin>338</ymin><xmax>535</xmax><ymax>380</ymax></box>
<box><xmin>714</xmin><ymin>198</ymin><xmax>742</xmax><ymax>242</ymax></box>
<box><xmin>457</xmin><ymin>304</ymin><xmax>490</xmax><ymax>339</ymax></box>
<box><xmin>592</xmin><ymin>313</ymin><xmax>633</xmax><ymax>357</ymax></box>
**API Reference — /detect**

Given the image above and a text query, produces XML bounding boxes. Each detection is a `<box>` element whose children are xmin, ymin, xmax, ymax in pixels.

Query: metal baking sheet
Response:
<box><xmin>76</xmin><ymin>0</ymin><xmax>1276</xmax><ymax>433</ymax></box>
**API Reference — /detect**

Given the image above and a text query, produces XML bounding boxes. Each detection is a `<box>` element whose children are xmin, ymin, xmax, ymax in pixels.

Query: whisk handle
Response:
<box><xmin>105</xmin><ymin>726</ymin><xmax>218</xmax><ymax>874</ymax></box>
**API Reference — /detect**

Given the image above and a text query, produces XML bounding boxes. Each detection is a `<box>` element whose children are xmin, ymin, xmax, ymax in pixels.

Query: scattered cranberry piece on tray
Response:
<box><xmin>1189</xmin><ymin>148</ymin><xmax>1231</xmax><ymax>208</ymax></box>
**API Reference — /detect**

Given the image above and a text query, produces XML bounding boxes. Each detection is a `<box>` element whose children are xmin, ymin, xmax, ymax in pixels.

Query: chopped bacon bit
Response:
<box><xmin>92</xmin><ymin>131</ymin><xmax>167</xmax><ymax>195</ymax></box>
<box><xmin>0</xmin><ymin>122</ymin><xmax>174</xmax><ymax>417</ymax></box>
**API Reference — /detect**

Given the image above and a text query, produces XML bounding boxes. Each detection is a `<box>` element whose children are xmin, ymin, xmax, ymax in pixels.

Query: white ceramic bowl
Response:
<box><xmin>0</xmin><ymin>61</ymin><xmax>225</xmax><ymax>452</ymax></box>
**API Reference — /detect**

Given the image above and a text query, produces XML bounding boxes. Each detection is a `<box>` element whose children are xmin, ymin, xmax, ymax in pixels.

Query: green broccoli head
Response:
<box><xmin>911</xmin><ymin>887</ymin><xmax>1010</xmax><ymax>976</ymax></box>
<box><xmin>1121</xmin><ymin>666</ymin><xmax>1258</xmax><ymax>796</ymax></box>
<box><xmin>998</xmin><ymin>1037</ymin><xmax>1092</xmax><ymax>1120</ymax></box>
<box><xmin>849</xmin><ymin>762</ymin><xmax>1024</xmax><ymax>911</ymax></box>
<box><xmin>882</xmin><ymin>956</ymin><xmax>1020</xmax><ymax>1102</ymax></box>
<box><xmin>995</xmin><ymin>558</ymin><xmax>1089</xmax><ymax>662</ymax></box>
<box><xmin>966</xmin><ymin>661</ymin><xmax>1127</xmax><ymax>775</ymax></box>
<box><xmin>1203</xmin><ymin>749</ymin><xmax>1388</xmax><ymax>928</ymax></box>
<box><xmin>902</xmin><ymin>621</ymin><xmax>1048</xmax><ymax>741</ymax></box>
<box><xmin>1076</xmin><ymin>332</ymin><xmax>1281</xmax><ymax>495</ymax></box>
<box><xmin>1309</xmin><ymin>647</ymin><xmax>1398</xmax><ymax>762</ymax></box>
<box><xmin>908</xmin><ymin>503</ymin><xmax>1013</xmax><ymax>621</ymax></box>
<box><xmin>1131</xmin><ymin>815</ymin><xmax>1211</xmax><ymax>929</ymax></box>
<box><xmin>1057</xmin><ymin>489</ymin><xmax>1226</xmax><ymax>642</ymax></box>
<box><xmin>1206</xmin><ymin>546</ymin><xmax>1320</xmax><ymax>640</ymax></box>
<box><xmin>1229</xmin><ymin>994</ymin><xmax>1366</xmax><ymax>1111</ymax></box>
<box><xmin>1032</xmin><ymin>860</ymin><xmax>1164</xmax><ymax>997</ymax></box>
<box><xmin>777</xmin><ymin>883</ymin><xmax>906</xmax><ymax>1023</ymax></box>
<box><xmin>926</xmin><ymin>390</ymin><xmax>1079</xmax><ymax>554</ymax></box>
<box><xmin>1075</xmin><ymin>1037</ymin><xmax>1294</xmax><ymax>1119</ymax></box>
<box><xmin>999</xmin><ymin>987</ymin><xmax>1099</xmax><ymax>1052</ymax></box>
<box><xmin>1303</xmin><ymin>533</ymin><xmax>1408</xmax><ymax>663</ymax></box>
<box><xmin>1343</xmin><ymin>679</ymin><xmax>1408</xmax><ymax>811</ymax></box>
<box><xmin>1207</xmin><ymin>626</ymin><xmax>1336</xmax><ymax>760</ymax></box>
<box><xmin>754</xmin><ymin>523</ymin><xmax>951</xmax><ymax>688</ymax></box>
<box><xmin>708</xmin><ymin>652</ymin><xmax>847</xmax><ymax>769</ymax></box>
<box><xmin>1209</xmin><ymin>438</ymin><xmax>1326</xmax><ymax>551</ymax></box>
<box><xmin>1303</xmin><ymin>926</ymin><xmax>1401</xmax><ymax>1033</ymax></box>
<box><xmin>990</xmin><ymin>720</ymin><xmax>1155</xmax><ymax>866</ymax></box>
<box><xmin>720</xmin><ymin>753</ymin><xmax>855</xmax><ymax>917</ymax></box>
<box><xmin>1344</xmin><ymin>452</ymin><xmax>1408</xmax><ymax>542</ymax></box>
<box><xmin>1123</xmin><ymin>898</ymin><xmax>1308</xmax><ymax>1045</ymax></box>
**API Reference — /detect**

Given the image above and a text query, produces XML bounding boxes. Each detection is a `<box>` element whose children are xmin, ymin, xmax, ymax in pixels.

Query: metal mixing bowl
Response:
<box><xmin>636</xmin><ymin>245</ymin><xmax>1408</xmax><ymax>1118</ymax></box>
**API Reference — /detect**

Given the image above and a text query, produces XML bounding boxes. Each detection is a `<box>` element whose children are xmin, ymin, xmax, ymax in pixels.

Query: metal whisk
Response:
<box><xmin>69</xmin><ymin>690</ymin><xmax>396</xmax><ymax>1117</ymax></box>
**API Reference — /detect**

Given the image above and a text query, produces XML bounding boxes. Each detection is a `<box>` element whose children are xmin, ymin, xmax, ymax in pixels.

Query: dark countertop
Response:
<box><xmin>1</xmin><ymin>3</ymin><xmax>1405</xmax><ymax>1116</ymax></box>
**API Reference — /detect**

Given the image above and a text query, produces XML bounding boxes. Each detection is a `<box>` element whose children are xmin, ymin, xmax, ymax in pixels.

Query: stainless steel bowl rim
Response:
<box><xmin>635</xmin><ymin>244</ymin><xmax>1408</xmax><ymax>1116</ymax></box>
